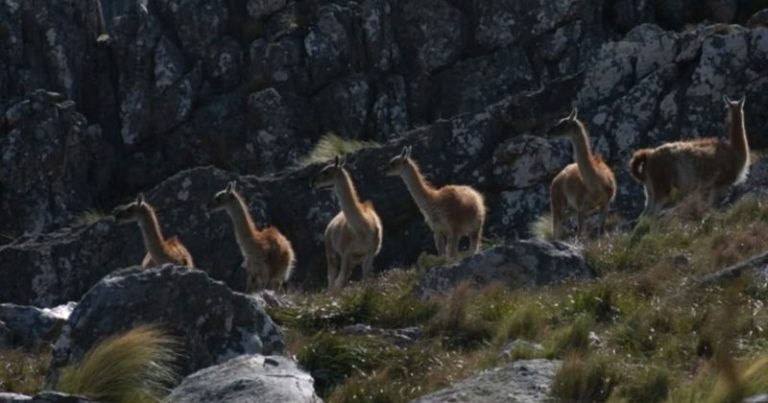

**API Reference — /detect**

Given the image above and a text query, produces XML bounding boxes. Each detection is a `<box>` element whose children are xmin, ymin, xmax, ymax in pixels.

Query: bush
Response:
<box><xmin>301</xmin><ymin>133</ymin><xmax>379</xmax><ymax>166</ymax></box>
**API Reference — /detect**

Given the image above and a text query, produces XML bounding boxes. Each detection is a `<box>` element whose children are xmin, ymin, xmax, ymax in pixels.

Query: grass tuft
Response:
<box><xmin>56</xmin><ymin>325</ymin><xmax>180</xmax><ymax>403</ymax></box>
<box><xmin>551</xmin><ymin>354</ymin><xmax>619</xmax><ymax>403</ymax></box>
<box><xmin>530</xmin><ymin>213</ymin><xmax>554</xmax><ymax>241</ymax></box>
<box><xmin>301</xmin><ymin>133</ymin><xmax>380</xmax><ymax>166</ymax></box>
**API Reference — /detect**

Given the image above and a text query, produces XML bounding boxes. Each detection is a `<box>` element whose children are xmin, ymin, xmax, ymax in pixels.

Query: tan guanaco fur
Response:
<box><xmin>312</xmin><ymin>156</ymin><xmax>382</xmax><ymax>292</ymax></box>
<box><xmin>386</xmin><ymin>146</ymin><xmax>486</xmax><ymax>258</ymax></box>
<box><xmin>629</xmin><ymin>96</ymin><xmax>750</xmax><ymax>216</ymax></box>
<box><xmin>548</xmin><ymin>109</ymin><xmax>617</xmax><ymax>239</ymax></box>
<box><xmin>209</xmin><ymin>181</ymin><xmax>295</xmax><ymax>291</ymax></box>
<box><xmin>112</xmin><ymin>194</ymin><xmax>194</xmax><ymax>268</ymax></box>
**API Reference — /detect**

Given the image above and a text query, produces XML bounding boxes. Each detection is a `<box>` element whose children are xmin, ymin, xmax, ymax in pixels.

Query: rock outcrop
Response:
<box><xmin>50</xmin><ymin>265</ymin><xmax>284</xmax><ymax>378</ymax></box>
<box><xmin>412</xmin><ymin>359</ymin><xmax>560</xmax><ymax>403</ymax></box>
<box><xmin>416</xmin><ymin>240</ymin><xmax>595</xmax><ymax>298</ymax></box>
<box><xmin>167</xmin><ymin>355</ymin><xmax>321</xmax><ymax>403</ymax></box>
<box><xmin>0</xmin><ymin>303</ymin><xmax>68</xmax><ymax>349</ymax></box>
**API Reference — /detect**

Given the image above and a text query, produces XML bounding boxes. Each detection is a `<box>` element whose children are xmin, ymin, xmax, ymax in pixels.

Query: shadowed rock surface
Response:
<box><xmin>50</xmin><ymin>265</ymin><xmax>284</xmax><ymax>378</ymax></box>
<box><xmin>415</xmin><ymin>241</ymin><xmax>595</xmax><ymax>299</ymax></box>
<box><xmin>411</xmin><ymin>359</ymin><xmax>560</xmax><ymax>403</ymax></box>
<box><xmin>167</xmin><ymin>355</ymin><xmax>321</xmax><ymax>403</ymax></box>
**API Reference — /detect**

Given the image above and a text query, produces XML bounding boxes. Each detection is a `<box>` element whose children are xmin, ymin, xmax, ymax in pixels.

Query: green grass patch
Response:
<box><xmin>0</xmin><ymin>349</ymin><xmax>50</xmax><ymax>395</ymax></box>
<box><xmin>301</xmin><ymin>133</ymin><xmax>380</xmax><ymax>166</ymax></box>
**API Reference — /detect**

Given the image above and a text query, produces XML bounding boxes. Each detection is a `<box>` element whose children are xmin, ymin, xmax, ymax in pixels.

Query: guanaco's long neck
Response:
<box><xmin>333</xmin><ymin>169</ymin><xmax>370</xmax><ymax>232</ymax></box>
<box><xmin>400</xmin><ymin>160</ymin><xmax>437</xmax><ymax>213</ymax></box>
<box><xmin>225</xmin><ymin>192</ymin><xmax>260</xmax><ymax>248</ymax></box>
<box><xmin>569</xmin><ymin>122</ymin><xmax>601</xmax><ymax>185</ymax></box>
<box><xmin>137</xmin><ymin>206</ymin><xmax>168</xmax><ymax>261</ymax></box>
<box><xmin>729</xmin><ymin>107</ymin><xmax>749</xmax><ymax>163</ymax></box>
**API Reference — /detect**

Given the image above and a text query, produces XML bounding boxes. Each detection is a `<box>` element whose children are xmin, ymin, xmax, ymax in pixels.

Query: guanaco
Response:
<box><xmin>112</xmin><ymin>194</ymin><xmax>194</xmax><ymax>268</ymax></box>
<box><xmin>630</xmin><ymin>96</ymin><xmax>750</xmax><ymax>216</ymax></box>
<box><xmin>548</xmin><ymin>109</ymin><xmax>617</xmax><ymax>239</ymax></box>
<box><xmin>312</xmin><ymin>155</ymin><xmax>382</xmax><ymax>292</ymax></box>
<box><xmin>209</xmin><ymin>181</ymin><xmax>295</xmax><ymax>291</ymax></box>
<box><xmin>386</xmin><ymin>146</ymin><xmax>485</xmax><ymax>258</ymax></box>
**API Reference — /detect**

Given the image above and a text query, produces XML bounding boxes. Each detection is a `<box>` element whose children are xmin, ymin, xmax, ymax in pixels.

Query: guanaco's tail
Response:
<box><xmin>629</xmin><ymin>149</ymin><xmax>652</xmax><ymax>183</ymax></box>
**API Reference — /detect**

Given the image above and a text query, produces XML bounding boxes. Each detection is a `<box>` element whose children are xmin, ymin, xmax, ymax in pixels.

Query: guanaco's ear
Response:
<box><xmin>227</xmin><ymin>181</ymin><xmax>236</xmax><ymax>193</ymax></box>
<box><xmin>136</xmin><ymin>193</ymin><xmax>145</xmax><ymax>205</ymax></box>
<box><xmin>405</xmin><ymin>146</ymin><xmax>412</xmax><ymax>158</ymax></box>
<box><xmin>738</xmin><ymin>96</ymin><xmax>746</xmax><ymax>107</ymax></box>
<box><xmin>339</xmin><ymin>154</ymin><xmax>347</xmax><ymax>167</ymax></box>
<box><xmin>723</xmin><ymin>94</ymin><xmax>732</xmax><ymax>105</ymax></box>
<box><xmin>400</xmin><ymin>146</ymin><xmax>408</xmax><ymax>157</ymax></box>
<box><xmin>334</xmin><ymin>155</ymin><xmax>341</xmax><ymax>167</ymax></box>
<box><xmin>568</xmin><ymin>108</ymin><xmax>578</xmax><ymax>120</ymax></box>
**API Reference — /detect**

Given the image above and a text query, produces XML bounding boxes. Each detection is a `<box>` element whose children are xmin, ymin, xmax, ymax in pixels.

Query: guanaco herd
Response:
<box><xmin>111</xmin><ymin>95</ymin><xmax>750</xmax><ymax>294</ymax></box>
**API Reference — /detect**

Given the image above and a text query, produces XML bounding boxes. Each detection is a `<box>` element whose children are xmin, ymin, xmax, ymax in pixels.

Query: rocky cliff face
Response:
<box><xmin>1</xmin><ymin>0</ymin><xmax>768</xmax><ymax>299</ymax></box>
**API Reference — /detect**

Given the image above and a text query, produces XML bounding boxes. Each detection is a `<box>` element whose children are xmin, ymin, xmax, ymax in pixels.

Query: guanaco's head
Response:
<box><xmin>311</xmin><ymin>155</ymin><xmax>346</xmax><ymax>190</ymax></box>
<box><xmin>209</xmin><ymin>181</ymin><xmax>238</xmax><ymax>213</ymax></box>
<box><xmin>112</xmin><ymin>194</ymin><xmax>148</xmax><ymax>224</ymax></box>
<box><xmin>723</xmin><ymin>95</ymin><xmax>745</xmax><ymax>121</ymax></box>
<box><xmin>546</xmin><ymin>108</ymin><xmax>581</xmax><ymax>140</ymax></box>
<box><xmin>386</xmin><ymin>146</ymin><xmax>412</xmax><ymax>177</ymax></box>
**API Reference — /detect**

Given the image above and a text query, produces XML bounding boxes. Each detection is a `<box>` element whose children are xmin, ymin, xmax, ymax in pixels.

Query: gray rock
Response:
<box><xmin>744</xmin><ymin>393</ymin><xmax>768</xmax><ymax>403</ymax></box>
<box><xmin>415</xmin><ymin>240</ymin><xmax>595</xmax><ymax>298</ymax></box>
<box><xmin>0</xmin><ymin>303</ymin><xmax>66</xmax><ymax>349</ymax></box>
<box><xmin>396</xmin><ymin>0</ymin><xmax>464</xmax><ymax>73</ymax></box>
<box><xmin>412</xmin><ymin>359</ymin><xmax>560</xmax><ymax>403</ymax></box>
<box><xmin>0</xmin><ymin>392</ymin><xmax>93</xmax><ymax>403</ymax></box>
<box><xmin>50</xmin><ymin>265</ymin><xmax>284</xmax><ymax>378</ymax></box>
<box><xmin>372</xmin><ymin>75</ymin><xmax>409</xmax><ymax>141</ymax></box>
<box><xmin>304</xmin><ymin>3</ymin><xmax>364</xmax><ymax>88</ymax></box>
<box><xmin>247</xmin><ymin>0</ymin><xmax>287</xmax><ymax>20</ymax></box>
<box><xmin>0</xmin><ymin>90</ymin><xmax>113</xmax><ymax>239</ymax></box>
<box><xmin>247</xmin><ymin>88</ymin><xmax>303</xmax><ymax>171</ymax></box>
<box><xmin>747</xmin><ymin>9</ymin><xmax>768</xmax><ymax>27</ymax></box>
<box><xmin>313</xmin><ymin>75</ymin><xmax>370</xmax><ymax>139</ymax></box>
<box><xmin>362</xmin><ymin>0</ymin><xmax>401</xmax><ymax>72</ymax></box>
<box><xmin>167</xmin><ymin>355</ymin><xmax>320</xmax><ymax>403</ymax></box>
<box><xmin>492</xmin><ymin>135</ymin><xmax>570</xmax><ymax>189</ymax></box>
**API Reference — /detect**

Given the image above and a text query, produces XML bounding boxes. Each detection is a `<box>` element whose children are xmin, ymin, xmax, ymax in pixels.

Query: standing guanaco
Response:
<box><xmin>630</xmin><ymin>96</ymin><xmax>750</xmax><ymax>216</ymax></box>
<box><xmin>386</xmin><ymin>146</ymin><xmax>485</xmax><ymax>258</ymax></box>
<box><xmin>209</xmin><ymin>181</ymin><xmax>295</xmax><ymax>292</ymax></box>
<box><xmin>547</xmin><ymin>109</ymin><xmax>617</xmax><ymax>239</ymax></box>
<box><xmin>312</xmin><ymin>156</ymin><xmax>382</xmax><ymax>292</ymax></box>
<box><xmin>112</xmin><ymin>194</ymin><xmax>194</xmax><ymax>268</ymax></box>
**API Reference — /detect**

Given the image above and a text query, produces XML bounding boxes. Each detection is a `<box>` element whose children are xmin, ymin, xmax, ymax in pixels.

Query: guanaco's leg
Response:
<box><xmin>325</xmin><ymin>238</ymin><xmax>339</xmax><ymax>290</ymax></box>
<box><xmin>433</xmin><ymin>231</ymin><xmax>446</xmax><ymax>256</ymax></box>
<box><xmin>469</xmin><ymin>222</ymin><xmax>483</xmax><ymax>253</ymax></box>
<box><xmin>446</xmin><ymin>233</ymin><xmax>459</xmax><ymax>259</ymax></box>
<box><xmin>361</xmin><ymin>254</ymin><xmax>375</xmax><ymax>281</ymax></box>
<box><xmin>333</xmin><ymin>255</ymin><xmax>352</xmax><ymax>292</ymax></box>
<box><xmin>598</xmin><ymin>204</ymin><xmax>609</xmax><ymax>235</ymax></box>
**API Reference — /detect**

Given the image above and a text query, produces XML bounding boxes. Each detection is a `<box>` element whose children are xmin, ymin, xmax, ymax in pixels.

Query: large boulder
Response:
<box><xmin>415</xmin><ymin>240</ymin><xmax>595</xmax><ymax>298</ymax></box>
<box><xmin>412</xmin><ymin>359</ymin><xmax>560</xmax><ymax>403</ymax></box>
<box><xmin>166</xmin><ymin>355</ymin><xmax>321</xmax><ymax>403</ymax></box>
<box><xmin>0</xmin><ymin>303</ymin><xmax>69</xmax><ymax>349</ymax></box>
<box><xmin>50</xmin><ymin>265</ymin><xmax>284</xmax><ymax>378</ymax></box>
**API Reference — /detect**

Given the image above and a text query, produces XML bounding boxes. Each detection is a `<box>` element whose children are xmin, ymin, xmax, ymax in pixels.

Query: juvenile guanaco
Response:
<box><xmin>209</xmin><ymin>181</ymin><xmax>295</xmax><ymax>292</ymax></box>
<box><xmin>386</xmin><ymin>146</ymin><xmax>485</xmax><ymax>258</ymax></box>
<box><xmin>112</xmin><ymin>194</ymin><xmax>194</xmax><ymax>268</ymax></box>
<box><xmin>630</xmin><ymin>96</ymin><xmax>750</xmax><ymax>216</ymax></box>
<box><xmin>312</xmin><ymin>156</ymin><xmax>382</xmax><ymax>292</ymax></box>
<box><xmin>547</xmin><ymin>109</ymin><xmax>617</xmax><ymax>239</ymax></box>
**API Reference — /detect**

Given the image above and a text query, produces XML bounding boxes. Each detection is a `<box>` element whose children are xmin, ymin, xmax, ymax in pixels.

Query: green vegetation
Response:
<box><xmin>301</xmin><ymin>133</ymin><xmax>380</xmax><ymax>166</ymax></box>
<box><xmin>273</xmin><ymin>196</ymin><xmax>768</xmax><ymax>402</ymax></box>
<box><xmin>56</xmin><ymin>325</ymin><xmax>180</xmax><ymax>403</ymax></box>
<box><xmin>0</xmin><ymin>349</ymin><xmax>50</xmax><ymax>395</ymax></box>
